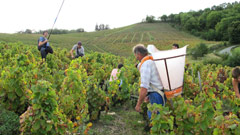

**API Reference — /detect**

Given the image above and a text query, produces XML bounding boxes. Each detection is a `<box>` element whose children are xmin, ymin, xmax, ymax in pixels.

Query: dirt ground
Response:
<box><xmin>90</xmin><ymin>102</ymin><xmax>150</xmax><ymax>135</ymax></box>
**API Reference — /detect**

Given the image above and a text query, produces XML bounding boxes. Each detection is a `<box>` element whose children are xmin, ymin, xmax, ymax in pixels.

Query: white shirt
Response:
<box><xmin>138</xmin><ymin>59</ymin><xmax>163</xmax><ymax>92</ymax></box>
<box><xmin>72</xmin><ymin>44</ymin><xmax>84</xmax><ymax>55</ymax></box>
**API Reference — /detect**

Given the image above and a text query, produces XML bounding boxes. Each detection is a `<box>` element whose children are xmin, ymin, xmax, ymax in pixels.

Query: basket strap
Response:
<box><xmin>150</xmin><ymin>83</ymin><xmax>165</xmax><ymax>106</ymax></box>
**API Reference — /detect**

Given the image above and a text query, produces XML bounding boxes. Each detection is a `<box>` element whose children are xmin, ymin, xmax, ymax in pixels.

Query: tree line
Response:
<box><xmin>18</xmin><ymin>28</ymin><xmax>85</xmax><ymax>34</ymax></box>
<box><xmin>145</xmin><ymin>1</ymin><xmax>240</xmax><ymax>44</ymax></box>
<box><xmin>19</xmin><ymin>23</ymin><xmax>111</xmax><ymax>34</ymax></box>
<box><xmin>95</xmin><ymin>24</ymin><xmax>110</xmax><ymax>31</ymax></box>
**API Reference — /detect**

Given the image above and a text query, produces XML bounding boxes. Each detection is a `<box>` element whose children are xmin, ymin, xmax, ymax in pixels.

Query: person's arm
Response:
<box><xmin>70</xmin><ymin>45</ymin><xmax>76</xmax><ymax>58</ymax></box>
<box><xmin>135</xmin><ymin>62</ymin><xmax>151</xmax><ymax>112</ymax></box>
<box><xmin>135</xmin><ymin>87</ymin><xmax>148</xmax><ymax>112</ymax></box>
<box><xmin>70</xmin><ymin>49</ymin><xmax>74</xmax><ymax>59</ymax></box>
<box><xmin>82</xmin><ymin>47</ymin><xmax>85</xmax><ymax>55</ymax></box>
<box><xmin>38</xmin><ymin>37</ymin><xmax>48</xmax><ymax>47</ymax></box>
<box><xmin>232</xmin><ymin>79</ymin><xmax>240</xmax><ymax>98</ymax></box>
<box><xmin>109</xmin><ymin>69</ymin><xmax>114</xmax><ymax>81</ymax></box>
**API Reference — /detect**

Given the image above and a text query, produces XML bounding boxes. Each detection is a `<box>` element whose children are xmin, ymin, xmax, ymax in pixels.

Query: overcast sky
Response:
<box><xmin>0</xmin><ymin>0</ymin><xmax>238</xmax><ymax>33</ymax></box>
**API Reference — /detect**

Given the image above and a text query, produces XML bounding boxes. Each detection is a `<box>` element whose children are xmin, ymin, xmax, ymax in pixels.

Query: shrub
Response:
<box><xmin>146</xmin><ymin>15</ymin><xmax>156</xmax><ymax>23</ymax></box>
<box><xmin>191</xmin><ymin>43</ymin><xmax>208</xmax><ymax>59</ymax></box>
<box><xmin>228</xmin><ymin>21</ymin><xmax>240</xmax><ymax>44</ymax></box>
<box><xmin>21</xmin><ymin>80</ymin><xmax>73</xmax><ymax>135</ymax></box>
<box><xmin>203</xmin><ymin>54</ymin><xmax>223</xmax><ymax>65</ymax></box>
<box><xmin>224</xmin><ymin>48</ymin><xmax>240</xmax><ymax>67</ymax></box>
<box><xmin>201</xmin><ymin>30</ymin><xmax>218</xmax><ymax>41</ymax></box>
<box><xmin>0</xmin><ymin>105</ymin><xmax>20</xmax><ymax>135</ymax></box>
<box><xmin>209</xmin><ymin>42</ymin><xmax>230</xmax><ymax>53</ymax></box>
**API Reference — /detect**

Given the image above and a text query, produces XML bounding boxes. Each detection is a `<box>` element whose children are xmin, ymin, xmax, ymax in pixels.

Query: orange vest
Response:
<box><xmin>138</xmin><ymin>56</ymin><xmax>153</xmax><ymax>71</ymax></box>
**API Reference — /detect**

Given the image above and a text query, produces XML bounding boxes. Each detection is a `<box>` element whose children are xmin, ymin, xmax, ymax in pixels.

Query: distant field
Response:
<box><xmin>0</xmin><ymin>23</ymin><xmax>219</xmax><ymax>56</ymax></box>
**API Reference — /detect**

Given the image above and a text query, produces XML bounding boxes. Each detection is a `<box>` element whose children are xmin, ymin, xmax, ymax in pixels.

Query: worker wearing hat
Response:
<box><xmin>70</xmin><ymin>41</ymin><xmax>85</xmax><ymax>59</ymax></box>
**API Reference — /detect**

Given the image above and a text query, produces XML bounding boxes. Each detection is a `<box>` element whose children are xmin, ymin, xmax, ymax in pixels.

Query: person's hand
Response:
<box><xmin>135</xmin><ymin>104</ymin><xmax>141</xmax><ymax>112</ymax></box>
<box><xmin>144</xmin><ymin>96</ymin><xmax>149</xmax><ymax>103</ymax></box>
<box><xmin>135</xmin><ymin>63</ymin><xmax>139</xmax><ymax>68</ymax></box>
<box><xmin>71</xmin><ymin>55</ymin><xmax>74</xmax><ymax>59</ymax></box>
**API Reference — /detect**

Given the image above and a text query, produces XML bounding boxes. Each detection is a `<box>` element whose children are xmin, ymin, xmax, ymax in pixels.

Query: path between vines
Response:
<box><xmin>91</xmin><ymin>102</ymin><xmax>150</xmax><ymax>135</ymax></box>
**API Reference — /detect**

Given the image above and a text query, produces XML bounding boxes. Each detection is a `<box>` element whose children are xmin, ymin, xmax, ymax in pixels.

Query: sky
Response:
<box><xmin>0</xmin><ymin>0</ymin><xmax>238</xmax><ymax>33</ymax></box>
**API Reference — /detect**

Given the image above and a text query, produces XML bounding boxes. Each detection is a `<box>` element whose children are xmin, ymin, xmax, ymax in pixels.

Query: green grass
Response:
<box><xmin>0</xmin><ymin>22</ymin><xmax>219</xmax><ymax>56</ymax></box>
<box><xmin>231</xmin><ymin>45</ymin><xmax>240</xmax><ymax>52</ymax></box>
<box><xmin>90</xmin><ymin>102</ymin><xmax>150</xmax><ymax>135</ymax></box>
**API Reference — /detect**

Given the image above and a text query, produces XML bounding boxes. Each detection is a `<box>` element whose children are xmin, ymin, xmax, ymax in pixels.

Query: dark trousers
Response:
<box><xmin>41</xmin><ymin>46</ymin><xmax>53</xmax><ymax>59</ymax></box>
<box><xmin>75</xmin><ymin>53</ymin><xmax>84</xmax><ymax>58</ymax></box>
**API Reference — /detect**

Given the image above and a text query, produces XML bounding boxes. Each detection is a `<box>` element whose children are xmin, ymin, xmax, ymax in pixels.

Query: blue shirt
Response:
<box><xmin>39</xmin><ymin>37</ymin><xmax>50</xmax><ymax>47</ymax></box>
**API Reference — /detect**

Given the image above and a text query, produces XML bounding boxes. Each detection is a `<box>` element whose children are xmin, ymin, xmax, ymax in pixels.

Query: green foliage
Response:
<box><xmin>3</xmin><ymin>41</ymin><xmax>240</xmax><ymax>135</ymax></box>
<box><xmin>166</xmin><ymin>2</ymin><xmax>240</xmax><ymax>43</ymax></box>
<box><xmin>198</xmin><ymin>11</ymin><xmax>209</xmax><ymax>29</ymax></box>
<box><xmin>35</xmin><ymin>28</ymin><xmax>84</xmax><ymax>34</ymax></box>
<box><xmin>208</xmin><ymin>42</ymin><xmax>229</xmax><ymax>52</ymax></box>
<box><xmin>146</xmin><ymin>15</ymin><xmax>156</xmax><ymax>23</ymax></box>
<box><xmin>167</xmin><ymin>14</ymin><xmax>175</xmax><ymax>22</ymax></box>
<box><xmin>228</xmin><ymin>21</ymin><xmax>240</xmax><ymax>44</ymax></box>
<box><xmin>0</xmin><ymin>42</ymin><xmax>71</xmax><ymax>115</ymax></box>
<box><xmin>224</xmin><ymin>48</ymin><xmax>240</xmax><ymax>67</ymax></box>
<box><xmin>160</xmin><ymin>15</ymin><xmax>168</xmax><ymax>22</ymax></box>
<box><xmin>0</xmin><ymin>41</ymin><xmax>141</xmax><ymax>135</ymax></box>
<box><xmin>148</xmin><ymin>104</ymin><xmax>174</xmax><ymax>135</ymax></box>
<box><xmin>59</xmin><ymin>62</ymin><xmax>89</xmax><ymax>121</ymax></box>
<box><xmin>206</xmin><ymin>11</ymin><xmax>223</xmax><ymax>29</ymax></box>
<box><xmin>0</xmin><ymin>44</ymin><xmax>38</xmax><ymax>114</ymax></box>
<box><xmin>191</xmin><ymin>43</ymin><xmax>208</xmax><ymax>59</ymax></box>
<box><xmin>201</xmin><ymin>29</ymin><xmax>218</xmax><ymax>40</ymax></box>
<box><xmin>21</xmin><ymin>80</ymin><xmax>72</xmax><ymax>135</ymax></box>
<box><xmin>184</xmin><ymin>17</ymin><xmax>199</xmax><ymax>31</ymax></box>
<box><xmin>0</xmin><ymin>105</ymin><xmax>20</xmax><ymax>135</ymax></box>
<box><xmin>148</xmin><ymin>63</ymin><xmax>240</xmax><ymax>135</ymax></box>
<box><xmin>202</xmin><ymin>54</ymin><xmax>222</xmax><ymax>65</ymax></box>
<box><xmin>78</xmin><ymin>52</ymin><xmax>139</xmax><ymax>120</ymax></box>
<box><xmin>180</xmin><ymin>13</ymin><xmax>192</xmax><ymax>25</ymax></box>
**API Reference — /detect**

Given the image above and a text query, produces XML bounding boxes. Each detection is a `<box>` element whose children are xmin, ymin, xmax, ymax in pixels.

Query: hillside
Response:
<box><xmin>0</xmin><ymin>23</ymin><xmax>218</xmax><ymax>56</ymax></box>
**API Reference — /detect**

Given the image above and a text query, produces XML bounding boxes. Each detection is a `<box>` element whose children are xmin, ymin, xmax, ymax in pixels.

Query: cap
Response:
<box><xmin>78</xmin><ymin>41</ymin><xmax>82</xmax><ymax>45</ymax></box>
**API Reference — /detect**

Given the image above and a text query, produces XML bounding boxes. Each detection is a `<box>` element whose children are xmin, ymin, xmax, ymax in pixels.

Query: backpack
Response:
<box><xmin>37</xmin><ymin>37</ymin><xmax>47</xmax><ymax>51</ymax></box>
<box><xmin>138</xmin><ymin>56</ymin><xmax>182</xmax><ymax>99</ymax></box>
<box><xmin>37</xmin><ymin>39</ymin><xmax>40</xmax><ymax>51</ymax></box>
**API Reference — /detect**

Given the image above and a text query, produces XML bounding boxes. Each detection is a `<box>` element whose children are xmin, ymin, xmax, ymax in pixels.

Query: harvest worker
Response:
<box><xmin>38</xmin><ymin>31</ymin><xmax>53</xmax><ymax>60</ymax></box>
<box><xmin>232</xmin><ymin>67</ymin><xmax>240</xmax><ymax>98</ymax></box>
<box><xmin>133</xmin><ymin>44</ymin><xmax>166</xmax><ymax>119</ymax></box>
<box><xmin>172</xmin><ymin>43</ymin><xmax>179</xmax><ymax>49</ymax></box>
<box><xmin>110</xmin><ymin>64</ymin><xmax>123</xmax><ymax>81</ymax></box>
<box><xmin>109</xmin><ymin>64</ymin><xmax>124</xmax><ymax>87</ymax></box>
<box><xmin>70</xmin><ymin>41</ymin><xmax>85</xmax><ymax>59</ymax></box>
<box><xmin>172</xmin><ymin>44</ymin><xmax>189</xmax><ymax>72</ymax></box>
